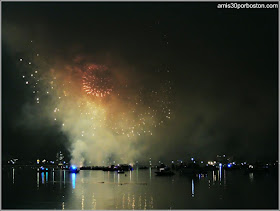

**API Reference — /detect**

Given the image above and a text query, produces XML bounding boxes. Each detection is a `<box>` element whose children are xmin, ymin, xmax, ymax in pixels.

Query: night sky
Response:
<box><xmin>2</xmin><ymin>2</ymin><xmax>278</xmax><ymax>164</ymax></box>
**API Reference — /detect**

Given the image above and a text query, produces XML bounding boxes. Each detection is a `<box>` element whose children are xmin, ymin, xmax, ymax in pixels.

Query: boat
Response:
<box><xmin>117</xmin><ymin>169</ymin><xmax>125</xmax><ymax>174</ymax></box>
<box><xmin>155</xmin><ymin>167</ymin><xmax>175</xmax><ymax>176</ymax></box>
<box><xmin>119</xmin><ymin>164</ymin><xmax>133</xmax><ymax>171</ymax></box>
<box><xmin>245</xmin><ymin>164</ymin><xmax>269</xmax><ymax>173</ymax></box>
<box><xmin>69</xmin><ymin>165</ymin><xmax>80</xmax><ymax>173</ymax></box>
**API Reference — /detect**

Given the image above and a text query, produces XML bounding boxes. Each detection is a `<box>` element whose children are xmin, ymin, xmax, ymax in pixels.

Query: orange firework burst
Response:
<box><xmin>82</xmin><ymin>64</ymin><xmax>113</xmax><ymax>97</ymax></box>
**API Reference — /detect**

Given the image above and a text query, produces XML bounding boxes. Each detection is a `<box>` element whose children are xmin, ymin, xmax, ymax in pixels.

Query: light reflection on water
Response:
<box><xmin>12</xmin><ymin>168</ymin><xmax>15</xmax><ymax>184</ymax></box>
<box><xmin>41</xmin><ymin>172</ymin><xmax>44</xmax><ymax>184</ymax></box>
<box><xmin>63</xmin><ymin>170</ymin><xmax>66</xmax><ymax>187</ymax></box>
<box><xmin>249</xmin><ymin>173</ymin><xmax>254</xmax><ymax>183</ymax></box>
<box><xmin>212</xmin><ymin>171</ymin><xmax>214</xmax><ymax>182</ymax></box>
<box><xmin>92</xmin><ymin>193</ymin><xmax>97</xmax><ymax>210</ymax></box>
<box><xmin>65</xmin><ymin>170</ymin><xmax>160</xmax><ymax>210</ymax></box>
<box><xmin>113</xmin><ymin>171</ymin><xmax>116</xmax><ymax>183</ymax></box>
<box><xmin>37</xmin><ymin>172</ymin><xmax>39</xmax><ymax>188</ymax></box>
<box><xmin>224</xmin><ymin>169</ymin><xmax>227</xmax><ymax>187</ymax></box>
<box><xmin>191</xmin><ymin>179</ymin><xmax>194</xmax><ymax>197</ymax></box>
<box><xmin>71</xmin><ymin>173</ymin><xmax>76</xmax><ymax>189</ymax></box>
<box><xmin>4</xmin><ymin>167</ymin><xmax>278</xmax><ymax>209</ymax></box>
<box><xmin>219</xmin><ymin>166</ymin><xmax>222</xmax><ymax>182</ymax></box>
<box><xmin>81</xmin><ymin>194</ymin><xmax>85</xmax><ymax>210</ymax></box>
<box><xmin>46</xmin><ymin>172</ymin><xmax>48</xmax><ymax>183</ymax></box>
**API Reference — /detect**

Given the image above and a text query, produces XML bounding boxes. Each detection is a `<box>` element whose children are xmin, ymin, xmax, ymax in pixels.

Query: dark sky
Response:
<box><xmin>2</xmin><ymin>2</ymin><xmax>278</xmax><ymax>163</ymax></box>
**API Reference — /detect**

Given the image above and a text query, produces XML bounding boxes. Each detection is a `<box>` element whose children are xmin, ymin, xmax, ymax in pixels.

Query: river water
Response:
<box><xmin>2</xmin><ymin>167</ymin><xmax>278</xmax><ymax>209</ymax></box>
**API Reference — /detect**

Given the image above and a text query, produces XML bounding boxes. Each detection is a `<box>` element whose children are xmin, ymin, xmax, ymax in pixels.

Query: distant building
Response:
<box><xmin>56</xmin><ymin>151</ymin><xmax>64</xmax><ymax>165</ymax></box>
<box><xmin>216</xmin><ymin>154</ymin><xmax>232</xmax><ymax>164</ymax></box>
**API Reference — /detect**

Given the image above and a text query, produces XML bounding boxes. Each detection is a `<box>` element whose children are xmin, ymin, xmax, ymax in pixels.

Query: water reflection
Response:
<box><xmin>219</xmin><ymin>166</ymin><xmax>222</xmax><ymax>182</ymax></box>
<box><xmin>191</xmin><ymin>179</ymin><xmax>195</xmax><ymax>197</ymax></box>
<box><xmin>81</xmin><ymin>194</ymin><xmax>85</xmax><ymax>210</ymax></box>
<box><xmin>12</xmin><ymin>168</ymin><xmax>15</xmax><ymax>184</ymax></box>
<box><xmin>63</xmin><ymin>170</ymin><xmax>66</xmax><ymax>187</ymax></box>
<box><xmin>37</xmin><ymin>172</ymin><xmax>39</xmax><ymax>188</ymax></box>
<box><xmin>144</xmin><ymin>195</ymin><xmax>147</xmax><ymax>210</ymax></box>
<box><xmin>224</xmin><ymin>169</ymin><xmax>227</xmax><ymax>187</ymax></box>
<box><xmin>249</xmin><ymin>173</ymin><xmax>254</xmax><ymax>183</ymax></box>
<box><xmin>92</xmin><ymin>193</ymin><xmax>97</xmax><ymax>210</ymax></box>
<box><xmin>127</xmin><ymin>193</ymin><xmax>131</xmax><ymax>208</ymax></box>
<box><xmin>213</xmin><ymin>171</ymin><xmax>217</xmax><ymax>183</ymax></box>
<box><xmin>52</xmin><ymin>171</ymin><xmax>55</xmax><ymax>184</ymax></box>
<box><xmin>122</xmin><ymin>194</ymin><xmax>125</xmax><ymax>209</ymax></box>
<box><xmin>132</xmin><ymin>194</ymin><xmax>135</xmax><ymax>210</ymax></box>
<box><xmin>41</xmin><ymin>172</ymin><xmax>45</xmax><ymax>184</ymax></box>
<box><xmin>71</xmin><ymin>173</ymin><xmax>76</xmax><ymax>189</ymax></box>
<box><xmin>150</xmin><ymin>196</ymin><xmax>154</xmax><ymax>209</ymax></box>
<box><xmin>4</xmin><ymin>164</ymin><xmax>279</xmax><ymax>209</ymax></box>
<box><xmin>46</xmin><ymin>172</ymin><xmax>48</xmax><ymax>183</ymax></box>
<box><xmin>33</xmin><ymin>167</ymin><xmax>199</xmax><ymax>210</ymax></box>
<box><xmin>12</xmin><ymin>166</ymin><xmax>275</xmax><ymax>210</ymax></box>
<box><xmin>56</xmin><ymin>185</ymin><xmax>156</xmax><ymax>210</ymax></box>
<box><xmin>138</xmin><ymin>195</ymin><xmax>142</xmax><ymax>209</ymax></box>
<box><xmin>109</xmin><ymin>192</ymin><xmax>153</xmax><ymax>210</ymax></box>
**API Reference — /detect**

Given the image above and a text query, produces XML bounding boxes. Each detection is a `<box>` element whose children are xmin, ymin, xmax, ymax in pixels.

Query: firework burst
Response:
<box><xmin>82</xmin><ymin>64</ymin><xmax>113</xmax><ymax>97</ymax></box>
<box><xmin>17</xmin><ymin>40</ymin><xmax>174</xmax><ymax>165</ymax></box>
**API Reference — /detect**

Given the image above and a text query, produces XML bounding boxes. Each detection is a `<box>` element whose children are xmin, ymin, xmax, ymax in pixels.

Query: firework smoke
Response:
<box><xmin>12</xmin><ymin>41</ymin><xmax>174</xmax><ymax>166</ymax></box>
